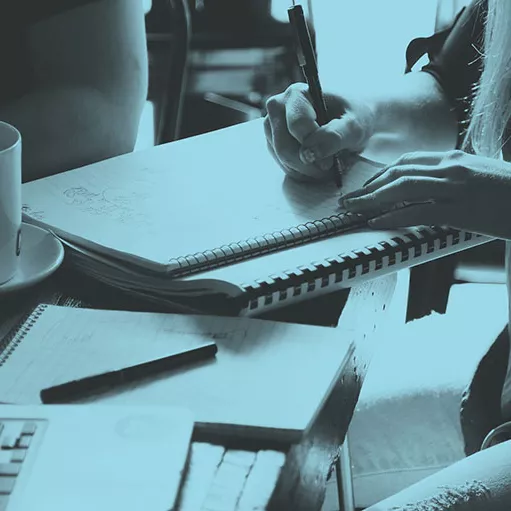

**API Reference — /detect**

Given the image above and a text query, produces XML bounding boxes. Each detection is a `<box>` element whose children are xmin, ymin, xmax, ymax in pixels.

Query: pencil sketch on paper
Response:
<box><xmin>62</xmin><ymin>186</ymin><xmax>151</xmax><ymax>227</ymax></box>
<box><xmin>22</xmin><ymin>204</ymin><xmax>45</xmax><ymax>221</ymax></box>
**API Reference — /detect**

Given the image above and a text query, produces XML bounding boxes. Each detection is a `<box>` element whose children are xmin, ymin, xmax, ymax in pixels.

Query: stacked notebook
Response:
<box><xmin>0</xmin><ymin>303</ymin><xmax>352</xmax><ymax>441</ymax></box>
<box><xmin>22</xmin><ymin>119</ymin><xmax>490</xmax><ymax>315</ymax></box>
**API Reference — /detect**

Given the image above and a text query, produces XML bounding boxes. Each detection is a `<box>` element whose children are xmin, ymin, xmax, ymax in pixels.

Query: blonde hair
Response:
<box><xmin>463</xmin><ymin>0</ymin><xmax>511</xmax><ymax>157</ymax></box>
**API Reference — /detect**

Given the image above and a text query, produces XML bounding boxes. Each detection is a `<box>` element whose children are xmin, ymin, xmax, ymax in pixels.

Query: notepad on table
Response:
<box><xmin>0</xmin><ymin>304</ymin><xmax>354</xmax><ymax>441</ymax></box>
<box><xmin>21</xmin><ymin>119</ymin><xmax>491</xmax><ymax>316</ymax></box>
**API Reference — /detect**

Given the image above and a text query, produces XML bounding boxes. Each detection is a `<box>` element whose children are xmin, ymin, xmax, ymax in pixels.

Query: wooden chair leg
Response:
<box><xmin>336</xmin><ymin>439</ymin><xmax>355</xmax><ymax>511</ymax></box>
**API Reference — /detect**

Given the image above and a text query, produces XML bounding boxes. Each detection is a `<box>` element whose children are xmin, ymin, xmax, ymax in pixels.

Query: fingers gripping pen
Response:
<box><xmin>288</xmin><ymin>1</ymin><xmax>344</xmax><ymax>187</ymax></box>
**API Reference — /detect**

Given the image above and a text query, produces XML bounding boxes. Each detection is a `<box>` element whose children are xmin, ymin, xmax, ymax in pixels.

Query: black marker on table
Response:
<box><xmin>288</xmin><ymin>0</ymin><xmax>344</xmax><ymax>187</ymax></box>
<box><xmin>40</xmin><ymin>342</ymin><xmax>218</xmax><ymax>404</ymax></box>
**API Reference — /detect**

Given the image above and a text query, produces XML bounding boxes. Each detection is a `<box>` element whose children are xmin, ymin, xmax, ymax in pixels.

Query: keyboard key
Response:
<box><xmin>202</xmin><ymin>450</ymin><xmax>257</xmax><ymax>511</ymax></box>
<box><xmin>0</xmin><ymin>454</ymin><xmax>10</xmax><ymax>465</ymax></box>
<box><xmin>1</xmin><ymin>423</ymin><xmax>24</xmax><ymax>449</ymax></box>
<box><xmin>0</xmin><ymin>477</ymin><xmax>15</xmax><ymax>495</ymax></box>
<box><xmin>179</xmin><ymin>444</ymin><xmax>225</xmax><ymax>511</ymax></box>
<box><xmin>237</xmin><ymin>450</ymin><xmax>286</xmax><ymax>511</ymax></box>
<box><xmin>0</xmin><ymin>465</ymin><xmax>20</xmax><ymax>477</ymax></box>
<box><xmin>21</xmin><ymin>422</ymin><xmax>37</xmax><ymax>436</ymax></box>
<box><xmin>10</xmin><ymin>450</ymin><xmax>26</xmax><ymax>463</ymax></box>
<box><xmin>16</xmin><ymin>436</ymin><xmax>31</xmax><ymax>449</ymax></box>
<box><xmin>0</xmin><ymin>437</ymin><xmax>15</xmax><ymax>450</ymax></box>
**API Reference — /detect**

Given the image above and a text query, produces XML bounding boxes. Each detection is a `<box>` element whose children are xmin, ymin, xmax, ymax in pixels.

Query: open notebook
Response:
<box><xmin>22</xmin><ymin>119</ymin><xmax>490</xmax><ymax>315</ymax></box>
<box><xmin>0</xmin><ymin>304</ymin><xmax>352</xmax><ymax>441</ymax></box>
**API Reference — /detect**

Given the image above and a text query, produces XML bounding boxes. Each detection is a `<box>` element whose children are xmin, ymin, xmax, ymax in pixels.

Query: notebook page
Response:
<box><xmin>92</xmin><ymin>312</ymin><xmax>351</xmax><ymax>437</ymax></box>
<box><xmin>0</xmin><ymin>305</ymin><xmax>219</xmax><ymax>403</ymax></box>
<box><xmin>0</xmin><ymin>305</ymin><xmax>350</xmax><ymax>436</ymax></box>
<box><xmin>22</xmin><ymin>119</ymin><xmax>383</xmax><ymax>272</ymax></box>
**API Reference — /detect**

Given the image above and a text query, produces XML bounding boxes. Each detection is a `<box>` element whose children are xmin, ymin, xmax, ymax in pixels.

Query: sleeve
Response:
<box><xmin>405</xmin><ymin>0</ymin><xmax>487</xmax><ymax>145</ymax></box>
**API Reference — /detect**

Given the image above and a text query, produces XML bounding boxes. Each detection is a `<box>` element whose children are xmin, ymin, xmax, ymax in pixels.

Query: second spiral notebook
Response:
<box><xmin>21</xmin><ymin>119</ymin><xmax>490</xmax><ymax>315</ymax></box>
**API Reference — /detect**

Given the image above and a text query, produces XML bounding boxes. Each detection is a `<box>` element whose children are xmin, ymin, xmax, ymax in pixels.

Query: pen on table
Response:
<box><xmin>288</xmin><ymin>1</ymin><xmax>344</xmax><ymax>188</ymax></box>
<box><xmin>40</xmin><ymin>341</ymin><xmax>218</xmax><ymax>404</ymax></box>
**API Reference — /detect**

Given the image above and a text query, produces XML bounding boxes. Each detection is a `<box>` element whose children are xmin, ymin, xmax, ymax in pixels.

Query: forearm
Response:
<box><xmin>366</xmin><ymin>71</ymin><xmax>459</xmax><ymax>158</ymax></box>
<box><xmin>367</xmin><ymin>440</ymin><xmax>511</xmax><ymax>511</ymax></box>
<box><xmin>0</xmin><ymin>87</ymin><xmax>142</xmax><ymax>182</ymax></box>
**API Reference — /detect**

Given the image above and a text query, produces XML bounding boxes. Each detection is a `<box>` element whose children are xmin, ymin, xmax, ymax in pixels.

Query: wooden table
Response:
<box><xmin>0</xmin><ymin>264</ymin><xmax>398</xmax><ymax>511</ymax></box>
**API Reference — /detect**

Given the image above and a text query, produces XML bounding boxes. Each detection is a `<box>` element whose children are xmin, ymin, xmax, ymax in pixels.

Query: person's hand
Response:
<box><xmin>340</xmin><ymin>150</ymin><xmax>511</xmax><ymax>239</ymax></box>
<box><xmin>263</xmin><ymin>82</ymin><xmax>376</xmax><ymax>182</ymax></box>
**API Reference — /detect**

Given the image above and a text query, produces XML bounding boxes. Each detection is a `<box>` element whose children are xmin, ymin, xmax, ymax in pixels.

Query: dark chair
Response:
<box><xmin>145</xmin><ymin>0</ymin><xmax>191</xmax><ymax>145</ymax></box>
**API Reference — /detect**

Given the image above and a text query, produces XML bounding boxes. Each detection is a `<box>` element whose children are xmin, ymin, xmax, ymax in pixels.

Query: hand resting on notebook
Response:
<box><xmin>339</xmin><ymin>150</ymin><xmax>511</xmax><ymax>239</ymax></box>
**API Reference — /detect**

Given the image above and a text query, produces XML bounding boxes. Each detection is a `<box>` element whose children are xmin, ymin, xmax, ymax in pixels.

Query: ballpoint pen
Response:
<box><xmin>288</xmin><ymin>0</ymin><xmax>344</xmax><ymax>187</ymax></box>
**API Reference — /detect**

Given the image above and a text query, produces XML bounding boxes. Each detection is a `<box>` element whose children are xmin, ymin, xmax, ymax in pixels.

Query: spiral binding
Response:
<box><xmin>0</xmin><ymin>304</ymin><xmax>48</xmax><ymax>368</ymax></box>
<box><xmin>167</xmin><ymin>212</ymin><xmax>367</xmax><ymax>277</ymax></box>
<box><xmin>240</xmin><ymin>227</ymin><xmax>485</xmax><ymax>312</ymax></box>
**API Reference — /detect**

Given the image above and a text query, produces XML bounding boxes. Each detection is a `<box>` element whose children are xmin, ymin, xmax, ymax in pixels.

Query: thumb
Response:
<box><xmin>299</xmin><ymin>113</ymin><xmax>368</xmax><ymax>163</ymax></box>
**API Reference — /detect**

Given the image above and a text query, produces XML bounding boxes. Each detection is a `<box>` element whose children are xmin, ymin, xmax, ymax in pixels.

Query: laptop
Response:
<box><xmin>0</xmin><ymin>404</ymin><xmax>194</xmax><ymax>510</ymax></box>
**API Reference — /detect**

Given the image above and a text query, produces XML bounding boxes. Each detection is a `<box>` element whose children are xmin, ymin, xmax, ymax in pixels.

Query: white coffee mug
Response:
<box><xmin>0</xmin><ymin>121</ymin><xmax>22</xmax><ymax>285</ymax></box>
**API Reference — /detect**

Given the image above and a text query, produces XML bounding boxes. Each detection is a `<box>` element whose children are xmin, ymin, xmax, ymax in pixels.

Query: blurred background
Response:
<box><xmin>136</xmin><ymin>0</ymin><xmax>310</xmax><ymax>149</ymax></box>
<box><xmin>135</xmin><ymin>0</ymin><xmax>468</xmax><ymax>149</ymax></box>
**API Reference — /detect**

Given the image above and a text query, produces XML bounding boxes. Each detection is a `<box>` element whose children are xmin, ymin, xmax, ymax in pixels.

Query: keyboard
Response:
<box><xmin>0</xmin><ymin>420</ymin><xmax>39</xmax><ymax>510</ymax></box>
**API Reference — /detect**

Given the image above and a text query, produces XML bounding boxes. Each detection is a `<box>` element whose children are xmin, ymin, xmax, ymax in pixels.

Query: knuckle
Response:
<box><xmin>394</xmin><ymin>176</ymin><xmax>416</xmax><ymax>187</ymax></box>
<box><xmin>445</xmin><ymin>149</ymin><xmax>465</xmax><ymax>160</ymax></box>
<box><xmin>397</xmin><ymin>151</ymin><xmax>417</xmax><ymax>165</ymax></box>
<box><xmin>341</xmin><ymin>113</ymin><xmax>358</xmax><ymax>134</ymax></box>
<box><xmin>344</xmin><ymin>113</ymin><xmax>363</xmax><ymax>133</ymax></box>
<box><xmin>286</xmin><ymin>82</ymin><xmax>308</xmax><ymax>97</ymax></box>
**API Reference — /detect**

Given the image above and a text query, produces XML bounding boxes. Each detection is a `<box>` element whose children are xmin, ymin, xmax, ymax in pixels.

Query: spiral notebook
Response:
<box><xmin>0</xmin><ymin>303</ymin><xmax>352</xmax><ymax>440</ymax></box>
<box><xmin>21</xmin><ymin>119</ymin><xmax>491</xmax><ymax>315</ymax></box>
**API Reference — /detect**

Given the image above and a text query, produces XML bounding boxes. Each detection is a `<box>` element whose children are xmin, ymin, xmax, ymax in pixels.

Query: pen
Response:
<box><xmin>288</xmin><ymin>1</ymin><xmax>344</xmax><ymax>187</ymax></box>
<box><xmin>40</xmin><ymin>341</ymin><xmax>218</xmax><ymax>404</ymax></box>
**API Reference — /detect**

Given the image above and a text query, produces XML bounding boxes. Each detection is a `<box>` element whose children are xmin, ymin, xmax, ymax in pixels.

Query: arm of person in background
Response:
<box><xmin>366</xmin><ymin>438</ymin><xmax>511</xmax><ymax>510</ymax></box>
<box><xmin>0</xmin><ymin>0</ymin><xmax>148</xmax><ymax>182</ymax></box>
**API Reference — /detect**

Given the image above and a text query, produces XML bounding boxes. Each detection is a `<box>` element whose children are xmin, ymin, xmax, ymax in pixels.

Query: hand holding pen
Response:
<box><xmin>287</xmin><ymin>0</ymin><xmax>344</xmax><ymax>187</ymax></box>
<box><xmin>263</xmin><ymin>2</ymin><xmax>377</xmax><ymax>186</ymax></box>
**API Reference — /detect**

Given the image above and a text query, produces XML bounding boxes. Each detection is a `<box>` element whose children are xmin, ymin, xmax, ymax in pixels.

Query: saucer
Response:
<box><xmin>0</xmin><ymin>223</ymin><xmax>64</xmax><ymax>295</ymax></box>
